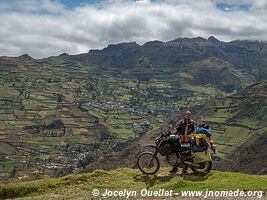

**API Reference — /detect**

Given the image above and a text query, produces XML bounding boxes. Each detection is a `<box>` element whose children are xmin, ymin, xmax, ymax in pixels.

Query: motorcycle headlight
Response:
<box><xmin>155</xmin><ymin>136</ymin><xmax>160</xmax><ymax>144</ymax></box>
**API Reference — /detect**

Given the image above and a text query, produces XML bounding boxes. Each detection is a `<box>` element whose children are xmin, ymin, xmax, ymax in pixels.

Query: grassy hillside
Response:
<box><xmin>195</xmin><ymin>81</ymin><xmax>267</xmax><ymax>162</ymax></box>
<box><xmin>0</xmin><ymin>168</ymin><xmax>266</xmax><ymax>199</ymax></box>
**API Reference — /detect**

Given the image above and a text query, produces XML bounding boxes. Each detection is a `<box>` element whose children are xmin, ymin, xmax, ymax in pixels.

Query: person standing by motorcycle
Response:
<box><xmin>169</xmin><ymin>111</ymin><xmax>197</xmax><ymax>174</ymax></box>
<box><xmin>177</xmin><ymin>111</ymin><xmax>196</xmax><ymax>139</ymax></box>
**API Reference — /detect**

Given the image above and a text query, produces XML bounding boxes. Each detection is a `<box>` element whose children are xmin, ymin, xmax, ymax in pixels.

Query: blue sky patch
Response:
<box><xmin>59</xmin><ymin>0</ymin><xmax>102</xmax><ymax>9</ymax></box>
<box><xmin>216</xmin><ymin>2</ymin><xmax>251</xmax><ymax>12</ymax></box>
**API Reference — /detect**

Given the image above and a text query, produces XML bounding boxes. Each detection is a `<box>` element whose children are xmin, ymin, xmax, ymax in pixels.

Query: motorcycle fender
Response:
<box><xmin>143</xmin><ymin>144</ymin><xmax>156</xmax><ymax>149</ymax></box>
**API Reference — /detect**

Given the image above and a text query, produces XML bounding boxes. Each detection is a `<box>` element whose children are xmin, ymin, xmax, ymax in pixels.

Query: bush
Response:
<box><xmin>0</xmin><ymin>183</ymin><xmax>38</xmax><ymax>199</ymax></box>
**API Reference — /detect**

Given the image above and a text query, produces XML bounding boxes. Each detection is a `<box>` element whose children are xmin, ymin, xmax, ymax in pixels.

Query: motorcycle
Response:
<box><xmin>137</xmin><ymin>131</ymin><xmax>218</xmax><ymax>175</ymax></box>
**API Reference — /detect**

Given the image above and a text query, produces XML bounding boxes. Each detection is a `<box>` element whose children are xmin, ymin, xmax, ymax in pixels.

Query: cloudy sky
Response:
<box><xmin>0</xmin><ymin>0</ymin><xmax>267</xmax><ymax>58</ymax></box>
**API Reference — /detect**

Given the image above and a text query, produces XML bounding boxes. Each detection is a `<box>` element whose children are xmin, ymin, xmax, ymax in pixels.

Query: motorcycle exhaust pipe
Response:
<box><xmin>184</xmin><ymin>161</ymin><xmax>201</xmax><ymax>167</ymax></box>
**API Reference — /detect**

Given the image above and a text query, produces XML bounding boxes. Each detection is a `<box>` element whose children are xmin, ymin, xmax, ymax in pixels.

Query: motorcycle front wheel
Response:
<box><xmin>137</xmin><ymin>151</ymin><xmax>160</xmax><ymax>175</ymax></box>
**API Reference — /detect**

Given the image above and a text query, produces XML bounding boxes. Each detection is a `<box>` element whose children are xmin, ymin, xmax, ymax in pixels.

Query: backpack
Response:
<box><xmin>195</xmin><ymin>127</ymin><xmax>211</xmax><ymax>138</ymax></box>
<box><xmin>194</xmin><ymin>125</ymin><xmax>211</xmax><ymax>147</ymax></box>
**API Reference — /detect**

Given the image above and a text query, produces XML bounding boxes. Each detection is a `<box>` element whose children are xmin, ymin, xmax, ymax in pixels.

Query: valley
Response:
<box><xmin>0</xmin><ymin>36</ymin><xmax>266</xmax><ymax>181</ymax></box>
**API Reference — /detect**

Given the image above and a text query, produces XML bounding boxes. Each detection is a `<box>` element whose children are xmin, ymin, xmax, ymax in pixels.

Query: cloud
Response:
<box><xmin>0</xmin><ymin>0</ymin><xmax>267</xmax><ymax>58</ymax></box>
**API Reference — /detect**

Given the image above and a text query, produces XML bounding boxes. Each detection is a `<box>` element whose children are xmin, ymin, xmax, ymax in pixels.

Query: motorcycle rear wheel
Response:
<box><xmin>190</xmin><ymin>161</ymin><xmax>212</xmax><ymax>174</ymax></box>
<box><xmin>137</xmin><ymin>152</ymin><xmax>160</xmax><ymax>175</ymax></box>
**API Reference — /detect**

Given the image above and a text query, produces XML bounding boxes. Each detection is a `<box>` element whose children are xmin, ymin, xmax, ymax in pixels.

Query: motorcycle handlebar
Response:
<box><xmin>159</xmin><ymin>131</ymin><xmax>172</xmax><ymax>139</ymax></box>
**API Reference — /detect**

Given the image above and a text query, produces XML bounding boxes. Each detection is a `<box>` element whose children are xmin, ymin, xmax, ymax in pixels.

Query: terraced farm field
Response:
<box><xmin>0</xmin><ymin>55</ymin><xmax>221</xmax><ymax>181</ymax></box>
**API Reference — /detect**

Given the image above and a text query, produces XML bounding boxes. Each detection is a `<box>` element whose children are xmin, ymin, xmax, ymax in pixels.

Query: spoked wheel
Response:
<box><xmin>190</xmin><ymin>161</ymin><xmax>212</xmax><ymax>174</ymax></box>
<box><xmin>137</xmin><ymin>151</ymin><xmax>160</xmax><ymax>175</ymax></box>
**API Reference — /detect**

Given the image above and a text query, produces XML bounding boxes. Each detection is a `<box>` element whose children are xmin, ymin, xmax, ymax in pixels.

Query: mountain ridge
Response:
<box><xmin>65</xmin><ymin>36</ymin><xmax>267</xmax><ymax>81</ymax></box>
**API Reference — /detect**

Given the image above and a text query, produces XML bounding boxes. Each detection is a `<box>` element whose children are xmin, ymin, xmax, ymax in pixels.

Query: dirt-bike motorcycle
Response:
<box><xmin>137</xmin><ymin>131</ymin><xmax>218</xmax><ymax>175</ymax></box>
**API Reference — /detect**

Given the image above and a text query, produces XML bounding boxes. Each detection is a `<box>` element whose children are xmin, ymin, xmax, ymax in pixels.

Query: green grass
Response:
<box><xmin>0</xmin><ymin>143</ymin><xmax>16</xmax><ymax>154</ymax></box>
<box><xmin>211</xmin><ymin>125</ymin><xmax>251</xmax><ymax>155</ymax></box>
<box><xmin>0</xmin><ymin>168</ymin><xmax>266</xmax><ymax>199</ymax></box>
<box><xmin>108</xmin><ymin>126</ymin><xmax>133</xmax><ymax>139</ymax></box>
